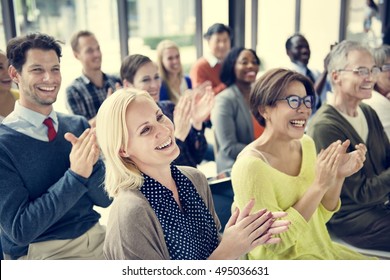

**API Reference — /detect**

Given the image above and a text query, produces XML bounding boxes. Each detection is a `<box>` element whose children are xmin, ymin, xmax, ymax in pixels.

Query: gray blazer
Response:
<box><xmin>211</xmin><ymin>84</ymin><xmax>254</xmax><ymax>173</ymax></box>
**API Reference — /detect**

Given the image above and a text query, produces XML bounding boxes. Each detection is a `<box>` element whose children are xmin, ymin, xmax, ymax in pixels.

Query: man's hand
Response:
<box><xmin>64</xmin><ymin>128</ymin><xmax>100</xmax><ymax>178</ymax></box>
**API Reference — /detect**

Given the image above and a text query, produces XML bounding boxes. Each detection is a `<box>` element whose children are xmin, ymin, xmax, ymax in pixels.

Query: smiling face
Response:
<box><xmin>264</xmin><ymin>80</ymin><xmax>311</xmax><ymax>140</ymax></box>
<box><xmin>234</xmin><ymin>49</ymin><xmax>259</xmax><ymax>84</ymax></box>
<box><xmin>288</xmin><ymin>35</ymin><xmax>311</xmax><ymax>66</ymax></box>
<box><xmin>9</xmin><ymin>49</ymin><xmax>61</xmax><ymax>115</ymax></box>
<box><xmin>122</xmin><ymin>96</ymin><xmax>179</xmax><ymax>172</ymax></box>
<box><xmin>0</xmin><ymin>52</ymin><xmax>12</xmax><ymax>93</ymax></box>
<box><xmin>333</xmin><ymin>49</ymin><xmax>376</xmax><ymax>102</ymax></box>
<box><xmin>74</xmin><ymin>35</ymin><xmax>102</xmax><ymax>72</ymax></box>
<box><xmin>375</xmin><ymin>57</ymin><xmax>390</xmax><ymax>96</ymax></box>
<box><xmin>130</xmin><ymin>62</ymin><xmax>161</xmax><ymax>102</ymax></box>
<box><xmin>208</xmin><ymin>31</ymin><xmax>231</xmax><ymax>60</ymax></box>
<box><xmin>162</xmin><ymin>47</ymin><xmax>181</xmax><ymax>75</ymax></box>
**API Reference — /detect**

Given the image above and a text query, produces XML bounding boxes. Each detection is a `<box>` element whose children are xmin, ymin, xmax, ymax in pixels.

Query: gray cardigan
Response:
<box><xmin>211</xmin><ymin>84</ymin><xmax>254</xmax><ymax>173</ymax></box>
<box><xmin>103</xmin><ymin>166</ymin><xmax>222</xmax><ymax>260</ymax></box>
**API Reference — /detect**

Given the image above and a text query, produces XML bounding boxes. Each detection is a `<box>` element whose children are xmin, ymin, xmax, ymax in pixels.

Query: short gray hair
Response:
<box><xmin>327</xmin><ymin>40</ymin><xmax>371</xmax><ymax>87</ymax></box>
<box><xmin>371</xmin><ymin>45</ymin><xmax>390</xmax><ymax>67</ymax></box>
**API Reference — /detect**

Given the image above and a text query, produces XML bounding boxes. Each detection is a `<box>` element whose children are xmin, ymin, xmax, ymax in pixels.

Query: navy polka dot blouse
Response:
<box><xmin>140</xmin><ymin>165</ymin><xmax>219</xmax><ymax>260</ymax></box>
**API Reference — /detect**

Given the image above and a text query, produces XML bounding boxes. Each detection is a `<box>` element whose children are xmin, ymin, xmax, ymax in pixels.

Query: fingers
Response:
<box><xmin>247</xmin><ymin>215</ymin><xmax>274</xmax><ymax>240</ymax></box>
<box><xmin>65</xmin><ymin>128</ymin><xmax>90</xmax><ymax>145</ymax></box>
<box><xmin>225</xmin><ymin>207</ymin><xmax>239</xmax><ymax>229</ymax></box>
<box><xmin>264</xmin><ymin>237</ymin><xmax>282</xmax><ymax>244</ymax></box>
<box><xmin>64</xmin><ymin>132</ymin><xmax>77</xmax><ymax>145</ymax></box>
<box><xmin>107</xmin><ymin>87</ymin><xmax>113</xmax><ymax>98</ymax></box>
<box><xmin>355</xmin><ymin>143</ymin><xmax>367</xmax><ymax>155</ymax></box>
<box><xmin>195</xmin><ymin>80</ymin><xmax>212</xmax><ymax>93</ymax></box>
<box><xmin>67</xmin><ymin>128</ymin><xmax>98</xmax><ymax>178</ymax></box>
<box><xmin>271</xmin><ymin>211</ymin><xmax>288</xmax><ymax>219</ymax></box>
<box><xmin>341</xmin><ymin>139</ymin><xmax>350</xmax><ymax>151</ymax></box>
<box><xmin>267</xmin><ymin>225</ymin><xmax>289</xmax><ymax>235</ymax></box>
<box><xmin>318</xmin><ymin>140</ymin><xmax>343</xmax><ymax>172</ymax></box>
<box><xmin>236</xmin><ymin>199</ymin><xmax>255</xmax><ymax>222</ymax></box>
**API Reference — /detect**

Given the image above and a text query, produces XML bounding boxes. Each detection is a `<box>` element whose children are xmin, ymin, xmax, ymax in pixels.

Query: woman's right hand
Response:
<box><xmin>173</xmin><ymin>94</ymin><xmax>192</xmax><ymax>141</ymax></box>
<box><xmin>313</xmin><ymin>140</ymin><xmax>343</xmax><ymax>190</ymax></box>
<box><xmin>208</xmin><ymin>199</ymin><xmax>290</xmax><ymax>260</ymax></box>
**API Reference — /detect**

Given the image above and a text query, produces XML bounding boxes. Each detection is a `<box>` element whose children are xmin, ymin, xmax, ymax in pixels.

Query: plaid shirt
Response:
<box><xmin>66</xmin><ymin>73</ymin><xmax>121</xmax><ymax>120</ymax></box>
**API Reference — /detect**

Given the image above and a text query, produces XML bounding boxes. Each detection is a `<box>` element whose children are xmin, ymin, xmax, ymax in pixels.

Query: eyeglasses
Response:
<box><xmin>276</xmin><ymin>95</ymin><xmax>314</xmax><ymax>109</ymax></box>
<box><xmin>338</xmin><ymin>66</ymin><xmax>381</xmax><ymax>77</ymax></box>
<box><xmin>381</xmin><ymin>64</ymin><xmax>390</xmax><ymax>72</ymax></box>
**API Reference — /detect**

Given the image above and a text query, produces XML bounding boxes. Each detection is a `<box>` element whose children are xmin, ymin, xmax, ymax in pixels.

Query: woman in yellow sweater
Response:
<box><xmin>231</xmin><ymin>68</ymin><xmax>372</xmax><ymax>260</ymax></box>
<box><xmin>0</xmin><ymin>50</ymin><xmax>18</xmax><ymax>122</ymax></box>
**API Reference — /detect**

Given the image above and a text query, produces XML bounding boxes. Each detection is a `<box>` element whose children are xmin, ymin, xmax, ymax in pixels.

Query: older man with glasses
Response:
<box><xmin>307</xmin><ymin>40</ymin><xmax>390</xmax><ymax>252</ymax></box>
<box><xmin>363</xmin><ymin>45</ymin><xmax>390</xmax><ymax>140</ymax></box>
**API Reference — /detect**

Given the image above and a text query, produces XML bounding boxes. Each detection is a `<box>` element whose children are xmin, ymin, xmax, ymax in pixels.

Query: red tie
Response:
<box><xmin>43</xmin><ymin>118</ymin><xmax>57</xmax><ymax>141</ymax></box>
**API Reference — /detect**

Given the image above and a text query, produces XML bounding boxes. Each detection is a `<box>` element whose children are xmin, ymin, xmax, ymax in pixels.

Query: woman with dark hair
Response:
<box><xmin>231</xmin><ymin>68</ymin><xmax>371</xmax><ymax>259</ymax></box>
<box><xmin>211</xmin><ymin>47</ymin><xmax>263</xmax><ymax>173</ymax></box>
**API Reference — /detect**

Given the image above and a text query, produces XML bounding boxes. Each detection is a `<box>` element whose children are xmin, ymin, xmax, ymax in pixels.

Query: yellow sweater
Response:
<box><xmin>231</xmin><ymin>135</ymin><xmax>371</xmax><ymax>260</ymax></box>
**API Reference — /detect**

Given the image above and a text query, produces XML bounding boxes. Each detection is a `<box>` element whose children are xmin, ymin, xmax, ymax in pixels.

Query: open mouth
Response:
<box><xmin>290</xmin><ymin>119</ymin><xmax>306</xmax><ymax>128</ymax></box>
<box><xmin>155</xmin><ymin>137</ymin><xmax>173</xmax><ymax>150</ymax></box>
<box><xmin>0</xmin><ymin>78</ymin><xmax>12</xmax><ymax>85</ymax></box>
<box><xmin>38</xmin><ymin>86</ymin><xmax>56</xmax><ymax>92</ymax></box>
<box><xmin>360</xmin><ymin>85</ymin><xmax>373</xmax><ymax>90</ymax></box>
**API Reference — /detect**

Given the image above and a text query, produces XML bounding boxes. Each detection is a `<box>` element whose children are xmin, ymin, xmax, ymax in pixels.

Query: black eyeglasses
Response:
<box><xmin>276</xmin><ymin>95</ymin><xmax>314</xmax><ymax>109</ymax></box>
<box><xmin>338</xmin><ymin>66</ymin><xmax>381</xmax><ymax>77</ymax></box>
<box><xmin>381</xmin><ymin>64</ymin><xmax>390</xmax><ymax>72</ymax></box>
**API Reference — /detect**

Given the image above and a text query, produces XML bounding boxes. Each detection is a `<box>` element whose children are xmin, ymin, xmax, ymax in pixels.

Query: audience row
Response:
<box><xmin>0</xmin><ymin>23</ymin><xmax>389</xmax><ymax>260</ymax></box>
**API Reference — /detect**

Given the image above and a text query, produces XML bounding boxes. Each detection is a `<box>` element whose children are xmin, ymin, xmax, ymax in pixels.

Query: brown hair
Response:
<box><xmin>70</xmin><ymin>30</ymin><xmax>95</xmax><ymax>52</ymax></box>
<box><xmin>250</xmin><ymin>68</ymin><xmax>315</xmax><ymax>127</ymax></box>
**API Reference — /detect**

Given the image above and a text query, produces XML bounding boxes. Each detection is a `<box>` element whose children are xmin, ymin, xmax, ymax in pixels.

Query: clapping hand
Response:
<box><xmin>173</xmin><ymin>94</ymin><xmax>192</xmax><ymax>141</ymax></box>
<box><xmin>336</xmin><ymin>140</ymin><xmax>366</xmax><ymax>178</ymax></box>
<box><xmin>190</xmin><ymin>83</ymin><xmax>215</xmax><ymax>130</ymax></box>
<box><xmin>64</xmin><ymin>128</ymin><xmax>100</xmax><ymax>178</ymax></box>
<box><xmin>106</xmin><ymin>82</ymin><xmax>122</xmax><ymax>98</ymax></box>
<box><xmin>215</xmin><ymin>199</ymin><xmax>290</xmax><ymax>259</ymax></box>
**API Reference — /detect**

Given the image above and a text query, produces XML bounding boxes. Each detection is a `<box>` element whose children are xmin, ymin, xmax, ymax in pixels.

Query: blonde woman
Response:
<box><xmin>95</xmin><ymin>88</ymin><xmax>290</xmax><ymax>260</ymax></box>
<box><xmin>156</xmin><ymin>40</ymin><xmax>192</xmax><ymax>104</ymax></box>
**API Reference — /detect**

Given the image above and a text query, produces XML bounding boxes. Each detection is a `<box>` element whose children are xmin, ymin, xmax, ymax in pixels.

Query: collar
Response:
<box><xmin>289</xmin><ymin>62</ymin><xmax>307</xmax><ymax>75</ymax></box>
<box><xmin>80</xmin><ymin>72</ymin><xmax>107</xmax><ymax>84</ymax></box>
<box><xmin>204</xmin><ymin>53</ymin><xmax>220</xmax><ymax>68</ymax></box>
<box><xmin>12</xmin><ymin>101</ymin><xmax>58</xmax><ymax>127</ymax></box>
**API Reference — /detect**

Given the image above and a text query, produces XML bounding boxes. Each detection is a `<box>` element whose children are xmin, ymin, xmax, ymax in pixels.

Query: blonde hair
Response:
<box><xmin>156</xmin><ymin>40</ymin><xmax>183</xmax><ymax>97</ymax></box>
<box><xmin>96</xmin><ymin>88</ymin><xmax>154</xmax><ymax>197</ymax></box>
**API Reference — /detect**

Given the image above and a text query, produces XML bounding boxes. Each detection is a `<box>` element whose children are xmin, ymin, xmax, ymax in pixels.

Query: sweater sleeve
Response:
<box><xmin>309</xmin><ymin>121</ymin><xmax>390</xmax><ymax>206</ymax></box>
<box><xmin>104</xmin><ymin>193</ymin><xmax>170</xmax><ymax>260</ymax></box>
<box><xmin>0</xmin><ymin>154</ymin><xmax>88</xmax><ymax>245</ymax></box>
<box><xmin>231</xmin><ymin>157</ymin><xmax>311</xmax><ymax>256</ymax></box>
<box><xmin>85</xmin><ymin>159</ymin><xmax>112</xmax><ymax>207</ymax></box>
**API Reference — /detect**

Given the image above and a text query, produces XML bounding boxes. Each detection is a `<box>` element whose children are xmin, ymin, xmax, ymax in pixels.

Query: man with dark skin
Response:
<box><xmin>286</xmin><ymin>34</ymin><xmax>329</xmax><ymax>110</ymax></box>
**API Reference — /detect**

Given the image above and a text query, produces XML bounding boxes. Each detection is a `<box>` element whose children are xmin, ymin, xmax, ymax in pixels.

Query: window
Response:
<box><xmin>12</xmin><ymin>0</ymin><xmax>121</xmax><ymax>113</ymax></box>
<box><xmin>127</xmin><ymin>0</ymin><xmax>196</xmax><ymax>74</ymax></box>
<box><xmin>345</xmin><ymin>0</ymin><xmax>382</xmax><ymax>47</ymax></box>
<box><xmin>0</xmin><ymin>3</ymin><xmax>6</xmax><ymax>50</ymax></box>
